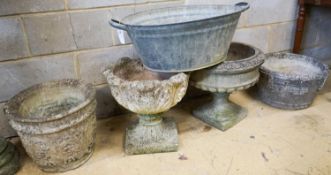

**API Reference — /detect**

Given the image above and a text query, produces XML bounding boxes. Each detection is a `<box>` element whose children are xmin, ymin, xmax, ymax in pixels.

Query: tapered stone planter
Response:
<box><xmin>190</xmin><ymin>42</ymin><xmax>264</xmax><ymax>131</ymax></box>
<box><xmin>104</xmin><ymin>58</ymin><xmax>189</xmax><ymax>154</ymax></box>
<box><xmin>4</xmin><ymin>79</ymin><xmax>96</xmax><ymax>172</ymax></box>
<box><xmin>0</xmin><ymin>138</ymin><xmax>20</xmax><ymax>175</ymax></box>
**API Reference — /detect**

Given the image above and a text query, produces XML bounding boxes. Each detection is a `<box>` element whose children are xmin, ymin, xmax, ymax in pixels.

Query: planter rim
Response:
<box><xmin>260</xmin><ymin>52</ymin><xmax>329</xmax><ymax>81</ymax></box>
<box><xmin>4</xmin><ymin>79</ymin><xmax>96</xmax><ymax>123</ymax></box>
<box><xmin>103</xmin><ymin>58</ymin><xmax>188</xmax><ymax>87</ymax></box>
<box><xmin>103</xmin><ymin>58</ymin><xmax>189</xmax><ymax>114</ymax></box>
<box><xmin>213</xmin><ymin>42</ymin><xmax>265</xmax><ymax>74</ymax></box>
<box><xmin>118</xmin><ymin>4</ymin><xmax>249</xmax><ymax>28</ymax></box>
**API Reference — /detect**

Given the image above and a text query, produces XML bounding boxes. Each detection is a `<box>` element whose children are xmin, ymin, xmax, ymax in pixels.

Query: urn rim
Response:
<box><xmin>4</xmin><ymin>79</ymin><xmax>96</xmax><ymax>123</ymax></box>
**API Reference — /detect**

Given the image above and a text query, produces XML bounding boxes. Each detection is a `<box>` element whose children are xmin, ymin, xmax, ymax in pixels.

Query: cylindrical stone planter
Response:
<box><xmin>4</xmin><ymin>79</ymin><xmax>96</xmax><ymax>172</ymax></box>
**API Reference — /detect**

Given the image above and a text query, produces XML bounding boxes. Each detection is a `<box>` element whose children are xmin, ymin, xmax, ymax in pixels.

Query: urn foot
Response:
<box><xmin>124</xmin><ymin>114</ymin><xmax>178</xmax><ymax>155</ymax></box>
<box><xmin>193</xmin><ymin>92</ymin><xmax>247</xmax><ymax>131</ymax></box>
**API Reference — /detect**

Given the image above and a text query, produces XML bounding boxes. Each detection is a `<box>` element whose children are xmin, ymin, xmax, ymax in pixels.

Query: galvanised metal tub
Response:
<box><xmin>257</xmin><ymin>53</ymin><xmax>329</xmax><ymax>110</ymax></box>
<box><xmin>110</xmin><ymin>2</ymin><xmax>249</xmax><ymax>72</ymax></box>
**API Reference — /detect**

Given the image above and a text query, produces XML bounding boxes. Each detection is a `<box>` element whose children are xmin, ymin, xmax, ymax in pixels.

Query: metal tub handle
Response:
<box><xmin>235</xmin><ymin>2</ymin><xmax>250</xmax><ymax>12</ymax></box>
<box><xmin>110</xmin><ymin>19</ymin><xmax>127</xmax><ymax>31</ymax></box>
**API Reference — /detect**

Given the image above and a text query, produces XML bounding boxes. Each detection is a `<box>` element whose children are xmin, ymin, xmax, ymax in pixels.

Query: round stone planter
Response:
<box><xmin>257</xmin><ymin>52</ymin><xmax>329</xmax><ymax>110</ymax></box>
<box><xmin>4</xmin><ymin>79</ymin><xmax>96</xmax><ymax>172</ymax></box>
<box><xmin>104</xmin><ymin>58</ymin><xmax>189</xmax><ymax>154</ymax></box>
<box><xmin>190</xmin><ymin>42</ymin><xmax>265</xmax><ymax>131</ymax></box>
<box><xmin>0</xmin><ymin>137</ymin><xmax>20</xmax><ymax>175</ymax></box>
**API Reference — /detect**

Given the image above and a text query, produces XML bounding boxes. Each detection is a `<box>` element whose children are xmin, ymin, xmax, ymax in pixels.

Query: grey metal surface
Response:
<box><xmin>110</xmin><ymin>3</ymin><xmax>249</xmax><ymax>72</ymax></box>
<box><xmin>257</xmin><ymin>52</ymin><xmax>329</xmax><ymax>110</ymax></box>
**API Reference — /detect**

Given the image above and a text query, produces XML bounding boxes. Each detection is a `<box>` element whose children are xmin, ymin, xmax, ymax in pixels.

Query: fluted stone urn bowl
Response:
<box><xmin>190</xmin><ymin>42</ymin><xmax>265</xmax><ymax>131</ymax></box>
<box><xmin>103</xmin><ymin>58</ymin><xmax>189</xmax><ymax>155</ymax></box>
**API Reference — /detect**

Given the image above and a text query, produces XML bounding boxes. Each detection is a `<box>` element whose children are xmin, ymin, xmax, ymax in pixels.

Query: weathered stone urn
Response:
<box><xmin>0</xmin><ymin>137</ymin><xmax>20</xmax><ymax>175</ymax></box>
<box><xmin>4</xmin><ymin>79</ymin><xmax>96</xmax><ymax>172</ymax></box>
<box><xmin>190</xmin><ymin>42</ymin><xmax>265</xmax><ymax>131</ymax></box>
<box><xmin>104</xmin><ymin>58</ymin><xmax>189</xmax><ymax>154</ymax></box>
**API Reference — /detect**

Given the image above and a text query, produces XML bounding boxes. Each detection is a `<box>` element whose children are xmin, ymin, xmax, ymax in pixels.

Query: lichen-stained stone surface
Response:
<box><xmin>192</xmin><ymin>93</ymin><xmax>248</xmax><ymax>131</ymax></box>
<box><xmin>125</xmin><ymin>116</ymin><xmax>178</xmax><ymax>154</ymax></box>
<box><xmin>104</xmin><ymin>58</ymin><xmax>189</xmax><ymax>154</ymax></box>
<box><xmin>191</xmin><ymin>42</ymin><xmax>264</xmax><ymax>131</ymax></box>
<box><xmin>104</xmin><ymin>58</ymin><xmax>189</xmax><ymax>114</ymax></box>
<box><xmin>4</xmin><ymin>79</ymin><xmax>97</xmax><ymax>172</ymax></box>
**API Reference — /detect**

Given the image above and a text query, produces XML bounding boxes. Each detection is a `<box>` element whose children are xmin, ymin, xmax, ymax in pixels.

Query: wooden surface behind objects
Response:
<box><xmin>13</xmin><ymin>76</ymin><xmax>331</xmax><ymax>175</ymax></box>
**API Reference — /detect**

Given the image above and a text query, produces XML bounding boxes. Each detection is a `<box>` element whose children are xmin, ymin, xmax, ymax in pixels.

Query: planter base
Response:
<box><xmin>125</xmin><ymin>115</ymin><xmax>178</xmax><ymax>155</ymax></box>
<box><xmin>39</xmin><ymin>146</ymin><xmax>94</xmax><ymax>173</ymax></box>
<box><xmin>193</xmin><ymin>93</ymin><xmax>247</xmax><ymax>131</ymax></box>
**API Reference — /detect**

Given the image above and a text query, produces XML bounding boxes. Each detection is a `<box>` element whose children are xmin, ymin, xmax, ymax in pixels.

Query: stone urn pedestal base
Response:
<box><xmin>193</xmin><ymin>93</ymin><xmax>247</xmax><ymax>131</ymax></box>
<box><xmin>103</xmin><ymin>58</ymin><xmax>189</xmax><ymax>155</ymax></box>
<box><xmin>125</xmin><ymin>114</ymin><xmax>178</xmax><ymax>155</ymax></box>
<box><xmin>190</xmin><ymin>42</ymin><xmax>265</xmax><ymax>131</ymax></box>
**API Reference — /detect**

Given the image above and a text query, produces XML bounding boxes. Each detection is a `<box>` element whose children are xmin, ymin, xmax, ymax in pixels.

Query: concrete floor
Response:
<box><xmin>14</xmin><ymin>77</ymin><xmax>331</xmax><ymax>175</ymax></box>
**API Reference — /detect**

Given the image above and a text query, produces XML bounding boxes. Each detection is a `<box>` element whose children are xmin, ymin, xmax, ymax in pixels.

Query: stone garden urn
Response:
<box><xmin>4</xmin><ymin>79</ymin><xmax>96</xmax><ymax>172</ymax></box>
<box><xmin>104</xmin><ymin>58</ymin><xmax>189</xmax><ymax>154</ymax></box>
<box><xmin>190</xmin><ymin>42</ymin><xmax>265</xmax><ymax>131</ymax></box>
<box><xmin>0</xmin><ymin>137</ymin><xmax>20</xmax><ymax>175</ymax></box>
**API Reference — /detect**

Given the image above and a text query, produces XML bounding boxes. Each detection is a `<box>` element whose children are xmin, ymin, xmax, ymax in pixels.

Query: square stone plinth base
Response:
<box><xmin>124</xmin><ymin>117</ymin><xmax>178</xmax><ymax>155</ymax></box>
<box><xmin>193</xmin><ymin>102</ymin><xmax>247</xmax><ymax>131</ymax></box>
